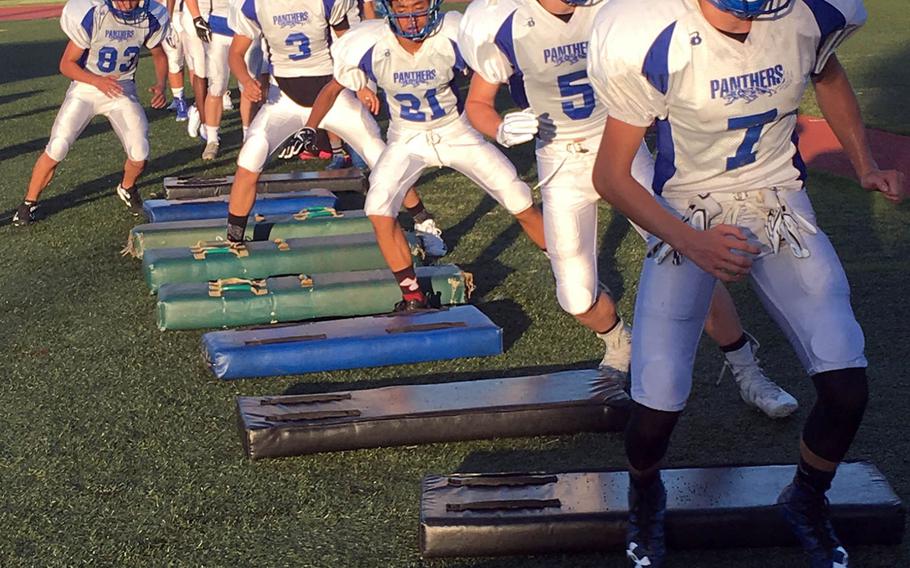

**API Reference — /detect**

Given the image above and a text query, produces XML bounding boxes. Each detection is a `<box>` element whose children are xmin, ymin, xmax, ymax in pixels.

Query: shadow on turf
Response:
<box><xmin>0</xmin><ymin>89</ymin><xmax>42</xmax><ymax>107</ymax></box>
<box><xmin>0</xmin><ymin>41</ymin><xmax>68</xmax><ymax>83</ymax></box>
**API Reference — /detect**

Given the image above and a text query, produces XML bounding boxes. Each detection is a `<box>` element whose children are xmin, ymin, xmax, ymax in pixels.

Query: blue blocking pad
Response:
<box><xmin>143</xmin><ymin>189</ymin><xmax>337</xmax><ymax>222</ymax></box>
<box><xmin>202</xmin><ymin>305</ymin><xmax>503</xmax><ymax>380</ymax></box>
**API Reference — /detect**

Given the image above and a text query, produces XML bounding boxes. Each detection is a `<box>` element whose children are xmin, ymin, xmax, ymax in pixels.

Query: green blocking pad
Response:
<box><xmin>156</xmin><ymin>264</ymin><xmax>473</xmax><ymax>330</ymax></box>
<box><xmin>124</xmin><ymin>208</ymin><xmax>374</xmax><ymax>258</ymax></box>
<box><xmin>163</xmin><ymin>168</ymin><xmax>367</xmax><ymax>199</ymax></box>
<box><xmin>143</xmin><ymin>232</ymin><xmax>423</xmax><ymax>293</ymax></box>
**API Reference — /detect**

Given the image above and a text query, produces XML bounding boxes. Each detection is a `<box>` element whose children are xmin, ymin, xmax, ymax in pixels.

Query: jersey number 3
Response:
<box><xmin>557</xmin><ymin>70</ymin><xmax>595</xmax><ymax>121</ymax></box>
<box><xmin>97</xmin><ymin>46</ymin><xmax>140</xmax><ymax>73</ymax></box>
<box><xmin>286</xmin><ymin>32</ymin><xmax>311</xmax><ymax>61</ymax></box>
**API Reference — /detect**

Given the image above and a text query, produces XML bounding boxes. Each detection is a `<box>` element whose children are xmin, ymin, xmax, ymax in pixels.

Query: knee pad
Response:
<box><xmin>126</xmin><ymin>138</ymin><xmax>149</xmax><ymax>162</ymax></box>
<box><xmin>803</xmin><ymin>367</ymin><xmax>868</xmax><ymax>463</ymax></box>
<box><xmin>45</xmin><ymin>137</ymin><xmax>71</xmax><ymax>162</ymax></box>
<box><xmin>364</xmin><ymin>184</ymin><xmax>397</xmax><ymax>217</ymax></box>
<box><xmin>236</xmin><ymin>135</ymin><xmax>269</xmax><ymax>173</ymax></box>
<box><xmin>555</xmin><ymin>282</ymin><xmax>597</xmax><ymax>316</ymax></box>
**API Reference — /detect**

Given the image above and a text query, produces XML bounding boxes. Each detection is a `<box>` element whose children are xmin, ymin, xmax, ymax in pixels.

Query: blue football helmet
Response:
<box><xmin>105</xmin><ymin>0</ymin><xmax>149</xmax><ymax>25</ymax></box>
<box><xmin>375</xmin><ymin>0</ymin><xmax>443</xmax><ymax>41</ymax></box>
<box><xmin>705</xmin><ymin>0</ymin><xmax>792</xmax><ymax>19</ymax></box>
<box><xmin>560</xmin><ymin>0</ymin><xmax>605</xmax><ymax>6</ymax></box>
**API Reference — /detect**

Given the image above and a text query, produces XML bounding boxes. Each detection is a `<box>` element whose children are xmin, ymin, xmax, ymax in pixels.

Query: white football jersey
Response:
<box><xmin>61</xmin><ymin>0</ymin><xmax>169</xmax><ymax>82</ymax></box>
<box><xmin>459</xmin><ymin>0</ymin><xmax>606</xmax><ymax>144</ymax></box>
<box><xmin>230</xmin><ymin>0</ymin><xmax>354</xmax><ymax>76</ymax></box>
<box><xmin>332</xmin><ymin>13</ymin><xmax>468</xmax><ymax>131</ymax></box>
<box><xmin>589</xmin><ymin>0</ymin><xmax>865</xmax><ymax>197</ymax></box>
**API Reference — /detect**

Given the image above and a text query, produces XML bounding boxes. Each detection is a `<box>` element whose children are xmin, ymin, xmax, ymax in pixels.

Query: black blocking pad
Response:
<box><xmin>236</xmin><ymin>370</ymin><xmax>629</xmax><ymax>459</ymax></box>
<box><xmin>419</xmin><ymin>462</ymin><xmax>904</xmax><ymax>558</ymax></box>
<box><xmin>163</xmin><ymin>169</ymin><xmax>367</xmax><ymax>199</ymax></box>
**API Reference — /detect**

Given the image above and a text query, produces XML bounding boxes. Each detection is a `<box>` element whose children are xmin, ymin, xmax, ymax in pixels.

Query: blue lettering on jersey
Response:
<box><xmin>273</xmin><ymin>12</ymin><xmax>310</xmax><ymax>28</ymax></box>
<box><xmin>710</xmin><ymin>64</ymin><xmax>786</xmax><ymax>105</ymax></box>
<box><xmin>393</xmin><ymin>69</ymin><xmax>437</xmax><ymax>87</ymax></box>
<box><xmin>104</xmin><ymin>29</ymin><xmax>135</xmax><ymax>41</ymax></box>
<box><xmin>542</xmin><ymin>41</ymin><xmax>588</xmax><ymax>66</ymax></box>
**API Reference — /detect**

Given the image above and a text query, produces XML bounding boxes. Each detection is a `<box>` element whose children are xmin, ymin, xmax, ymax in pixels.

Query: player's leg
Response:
<box><xmin>226</xmin><ymin>87</ymin><xmax>311</xmax><ymax>241</ymax></box>
<box><xmin>103</xmin><ymin>83</ymin><xmax>150</xmax><ymax>214</ymax></box>
<box><xmin>201</xmin><ymin>33</ymin><xmax>232</xmax><ymax>159</ymax></box>
<box><xmin>625</xmin><ymin>245</ymin><xmax>717</xmax><ymax>568</ymax></box>
<box><xmin>364</xmin><ymin>142</ymin><xmax>429</xmax><ymax>310</ymax></box>
<box><xmin>238</xmin><ymin>39</ymin><xmax>263</xmax><ymax>139</ymax></box>
<box><xmin>162</xmin><ymin>25</ymin><xmax>188</xmax><ymax>120</ymax></box>
<box><xmin>747</xmin><ymin>190</ymin><xmax>867</xmax><ymax>565</ymax></box>
<box><xmin>15</xmin><ymin>84</ymin><xmax>97</xmax><ymax>225</ymax></box>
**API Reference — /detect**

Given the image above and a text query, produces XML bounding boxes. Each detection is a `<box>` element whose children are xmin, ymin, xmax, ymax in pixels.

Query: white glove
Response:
<box><xmin>495</xmin><ymin>110</ymin><xmax>539</xmax><ymax>147</ymax></box>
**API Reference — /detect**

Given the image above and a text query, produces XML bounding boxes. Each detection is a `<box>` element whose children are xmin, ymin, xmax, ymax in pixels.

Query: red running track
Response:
<box><xmin>0</xmin><ymin>3</ymin><xmax>63</xmax><ymax>21</ymax></box>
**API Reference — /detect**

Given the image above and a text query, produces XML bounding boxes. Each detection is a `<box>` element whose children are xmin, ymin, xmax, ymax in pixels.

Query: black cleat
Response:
<box><xmin>116</xmin><ymin>184</ymin><xmax>143</xmax><ymax>215</ymax></box>
<box><xmin>393</xmin><ymin>297</ymin><xmax>429</xmax><ymax>313</ymax></box>
<box><xmin>778</xmin><ymin>479</ymin><xmax>849</xmax><ymax>567</ymax></box>
<box><xmin>626</xmin><ymin>477</ymin><xmax>667</xmax><ymax>568</ymax></box>
<box><xmin>12</xmin><ymin>202</ymin><xmax>37</xmax><ymax>226</ymax></box>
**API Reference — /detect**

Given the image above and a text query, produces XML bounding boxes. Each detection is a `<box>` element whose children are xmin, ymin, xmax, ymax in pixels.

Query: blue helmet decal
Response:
<box><xmin>704</xmin><ymin>0</ymin><xmax>793</xmax><ymax>19</ymax></box>
<box><xmin>105</xmin><ymin>0</ymin><xmax>149</xmax><ymax>25</ymax></box>
<box><xmin>376</xmin><ymin>0</ymin><xmax>443</xmax><ymax>40</ymax></box>
<box><xmin>560</xmin><ymin>0</ymin><xmax>604</xmax><ymax>6</ymax></box>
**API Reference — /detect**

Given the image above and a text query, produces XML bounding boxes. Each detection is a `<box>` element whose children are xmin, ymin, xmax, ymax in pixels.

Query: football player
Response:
<box><xmin>589</xmin><ymin>0</ymin><xmax>904</xmax><ymax>566</ymax></box>
<box><xmin>299</xmin><ymin>0</ymin><xmax>548</xmax><ymax>312</ymax></box>
<box><xmin>460</xmin><ymin>0</ymin><xmax>798</xmax><ymax>405</ymax></box>
<box><xmin>184</xmin><ymin>0</ymin><xmax>234</xmax><ymax>159</ymax></box>
<box><xmin>223</xmin><ymin>0</ymin><xmax>443</xmax><ymax>255</ymax></box>
<box><xmin>162</xmin><ymin>0</ymin><xmax>189</xmax><ymax>120</ymax></box>
<box><xmin>13</xmin><ymin>0</ymin><xmax>169</xmax><ymax>226</ymax></box>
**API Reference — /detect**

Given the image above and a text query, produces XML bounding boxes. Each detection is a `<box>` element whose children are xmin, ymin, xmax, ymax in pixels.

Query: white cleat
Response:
<box><xmin>222</xmin><ymin>91</ymin><xmax>234</xmax><ymax>111</ymax></box>
<box><xmin>720</xmin><ymin>336</ymin><xmax>798</xmax><ymax>419</ymax></box>
<box><xmin>414</xmin><ymin>217</ymin><xmax>447</xmax><ymax>257</ymax></box>
<box><xmin>201</xmin><ymin>141</ymin><xmax>219</xmax><ymax>161</ymax></box>
<box><xmin>187</xmin><ymin>104</ymin><xmax>201</xmax><ymax>138</ymax></box>
<box><xmin>596</xmin><ymin>320</ymin><xmax>632</xmax><ymax>388</ymax></box>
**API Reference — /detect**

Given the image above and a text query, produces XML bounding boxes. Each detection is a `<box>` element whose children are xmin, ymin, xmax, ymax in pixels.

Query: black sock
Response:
<box><xmin>796</xmin><ymin>458</ymin><xmax>835</xmax><ymax>494</ymax></box>
<box><xmin>630</xmin><ymin>470</ymin><xmax>661</xmax><ymax>492</ymax></box>
<box><xmin>720</xmin><ymin>333</ymin><xmax>749</xmax><ymax>353</ymax></box>
<box><xmin>407</xmin><ymin>201</ymin><xmax>431</xmax><ymax>224</ymax></box>
<box><xmin>596</xmin><ymin>315</ymin><xmax>621</xmax><ymax>336</ymax></box>
<box><xmin>392</xmin><ymin>265</ymin><xmax>424</xmax><ymax>301</ymax></box>
<box><xmin>331</xmin><ymin>140</ymin><xmax>345</xmax><ymax>156</ymax></box>
<box><xmin>227</xmin><ymin>213</ymin><xmax>248</xmax><ymax>243</ymax></box>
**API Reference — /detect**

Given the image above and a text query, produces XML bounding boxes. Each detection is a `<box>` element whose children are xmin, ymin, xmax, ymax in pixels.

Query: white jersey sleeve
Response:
<box><xmin>145</xmin><ymin>2</ymin><xmax>170</xmax><ymax>48</ymax></box>
<box><xmin>327</xmin><ymin>0</ymin><xmax>356</xmax><ymax>27</ymax></box>
<box><xmin>811</xmin><ymin>0</ymin><xmax>866</xmax><ymax>74</ymax></box>
<box><xmin>588</xmin><ymin>1</ymin><xmax>675</xmax><ymax>128</ymax></box>
<box><xmin>457</xmin><ymin>0</ymin><xmax>516</xmax><ymax>84</ymax></box>
<box><xmin>331</xmin><ymin>20</ymin><xmax>385</xmax><ymax>90</ymax></box>
<box><xmin>228</xmin><ymin>0</ymin><xmax>260</xmax><ymax>39</ymax></box>
<box><xmin>60</xmin><ymin>0</ymin><xmax>99</xmax><ymax>49</ymax></box>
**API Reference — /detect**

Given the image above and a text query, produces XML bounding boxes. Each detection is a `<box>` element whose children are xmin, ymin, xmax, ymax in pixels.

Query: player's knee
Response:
<box><xmin>236</xmin><ymin>136</ymin><xmax>269</xmax><ymax>172</ymax></box>
<box><xmin>808</xmin><ymin>311</ymin><xmax>865</xmax><ymax>367</ymax></box>
<box><xmin>633</xmin><ymin>357</ymin><xmax>691</xmax><ymax>413</ymax></box>
<box><xmin>556</xmin><ymin>283</ymin><xmax>596</xmax><ymax>316</ymax></box>
<box><xmin>45</xmin><ymin>137</ymin><xmax>71</xmax><ymax>162</ymax></box>
<box><xmin>813</xmin><ymin>367</ymin><xmax>868</xmax><ymax>422</ymax></box>
<box><xmin>364</xmin><ymin>186</ymin><xmax>395</xmax><ymax>217</ymax></box>
<box><xmin>625</xmin><ymin>402</ymin><xmax>681</xmax><ymax>472</ymax></box>
<box><xmin>126</xmin><ymin>138</ymin><xmax>149</xmax><ymax>162</ymax></box>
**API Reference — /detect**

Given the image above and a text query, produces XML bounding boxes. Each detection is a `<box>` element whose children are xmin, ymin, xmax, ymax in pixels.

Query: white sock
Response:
<box><xmin>205</xmin><ymin>125</ymin><xmax>220</xmax><ymax>143</ymax></box>
<box><xmin>171</xmin><ymin>87</ymin><xmax>184</xmax><ymax>99</ymax></box>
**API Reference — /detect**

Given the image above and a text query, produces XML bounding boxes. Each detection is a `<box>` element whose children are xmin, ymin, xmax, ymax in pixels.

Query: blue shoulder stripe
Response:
<box><xmin>80</xmin><ymin>5</ymin><xmax>95</xmax><ymax>38</ymax></box>
<box><xmin>801</xmin><ymin>0</ymin><xmax>847</xmax><ymax>53</ymax></box>
<box><xmin>358</xmin><ymin>45</ymin><xmax>376</xmax><ymax>83</ymax></box>
<box><xmin>493</xmin><ymin>11</ymin><xmax>519</xmax><ymax>70</ymax></box>
<box><xmin>147</xmin><ymin>12</ymin><xmax>161</xmax><ymax>42</ymax></box>
<box><xmin>323</xmin><ymin>0</ymin><xmax>336</xmax><ymax>24</ymax></box>
<box><xmin>241</xmin><ymin>0</ymin><xmax>258</xmax><ymax>26</ymax></box>
<box><xmin>642</xmin><ymin>21</ymin><xmax>676</xmax><ymax>95</ymax></box>
<box><xmin>450</xmin><ymin>39</ymin><xmax>466</xmax><ymax>73</ymax></box>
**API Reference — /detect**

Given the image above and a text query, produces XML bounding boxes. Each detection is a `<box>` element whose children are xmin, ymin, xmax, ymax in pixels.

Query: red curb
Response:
<box><xmin>797</xmin><ymin>115</ymin><xmax>910</xmax><ymax>181</ymax></box>
<box><xmin>0</xmin><ymin>4</ymin><xmax>63</xmax><ymax>21</ymax></box>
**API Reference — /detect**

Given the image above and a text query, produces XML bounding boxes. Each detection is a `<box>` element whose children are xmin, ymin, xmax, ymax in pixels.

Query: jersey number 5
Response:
<box><xmin>725</xmin><ymin>109</ymin><xmax>778</xmax><ymax>171</ymax></box>
<box><xmin>557</xmin><ymin>70</ymin><xmax>595</xmax><ymax>121</ymax></box>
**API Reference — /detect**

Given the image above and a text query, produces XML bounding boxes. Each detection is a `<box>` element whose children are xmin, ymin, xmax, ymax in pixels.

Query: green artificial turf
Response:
<box><xmin>0</xmin><ymin>9</ymin><xmax>909</xmax><ymax>568</ymax></box>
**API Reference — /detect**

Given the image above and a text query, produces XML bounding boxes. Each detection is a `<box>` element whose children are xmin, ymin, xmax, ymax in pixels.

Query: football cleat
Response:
<box><xmin>778</xmin><ymin>479</ymin><xmax>849</xmax><ymax>568</ymax></box>
<box><xmin>222</xmin><ymin>91</ymin><xmax>233</xmax><ymax>111</ymax></box>
<box><xmin>627</xmin><ymin>477</ymin><xmax>667</xmax><ymax>568</ymax></box>
<box><xmin>12</xmin><ymin>201</ymin><xmax>38</xmax><ymax>226</ymax></box>
<box><xmin>597</xmin><ymin>320</ymin><xmax>632</xmax><ymax>388</ymax></box>
<box><xmin>326</xmin><ymin>153</ymin><xmax>352</xmax><ymax>170</ymax></box>
<box><xmin>719</xmin><ymin>336</ymin><xmax>798</xmax><ymax>419</ymax></box>
<box><xmin>167</xmin><ymin>98</ymin><xmax>179</xmax><ymax>111</ymax></box>
<box><xmin>202</xmin><ymin>141</ymin><xmax>219</xmax><ymax>161</ymax></box>
<box><xmin>413</xmin><ymin>217</ymin><xmax>447</xmax><ymax>257</ymax></box>
<box><xmin>187</xmin><ymin>104</ymin><xmax>201</xmax><ymax>138</ymax></box>
<box><xmin>393</xmin><ymin>297</ymin><xmax>429</xmax><ymax>313</ymax></box>
<box><xmin>174</xmin><ymin>97</ymin><xmax>189</xmax><ymax>122</ymax></box>
<box><xmin>116</xmin><ymin>184</ymin><xmax>143</xmax><ymax>215</ymax></box>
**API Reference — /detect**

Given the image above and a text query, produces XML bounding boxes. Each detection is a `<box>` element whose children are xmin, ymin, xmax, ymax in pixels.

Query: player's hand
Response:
<box><xmin>860</xmin><ymin>168</ymin><xmax>906</xmax><ymax>204</ymax></box>
<box><xmin>193</xmin><ymin>16</ymin><xmax>212</xmax><ymax>43</ymax></box>
<box><xmin>357</xmin><ymin>87</ymin><xmax>380</xmax><ymax>115</ymax></box>
<box><xmin>240</xmin><ymin>76</ymin><xmax>262</xmax><ymax>103</ymax></box>
<box><xmin>678</xmin><ymin>224</ymin><xmax>760</xmax><ymax>283</ymax></box>
<box><xmin>496</xmin><ymin>109</ymin><xmax>538</xmax><ymax>147</ymax></box>
<box><xmin>148</xmin><ymin>83</ymin><xmax>166</xmax><ymax>109</ymax></box>
<box><xmin>94</xmin><ymin>75</ymin><xmax>123</xmax><ymax>98</ymax></box>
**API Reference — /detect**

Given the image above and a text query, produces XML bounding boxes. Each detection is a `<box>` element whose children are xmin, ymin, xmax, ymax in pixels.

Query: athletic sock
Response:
<box><xmin>226</xmin><ymin>213</ymin><xmax>248</xmax><ymax>243</ymax></box>
<box><xmin>720</xmin><ymin>333</ymin><xmax>749</xmax><ymax>353</ymax></box>
<box><xmin>171</xmin><ymin>87</ymin><xmax>184</xmax><ymax>99</ymax></box>
<box><xmin>393</xmin><ymin>265</ymin><xmax>424</xmax><ymax>302</ymax></box>
<box><xmin>796</xmin><ymin>457</ymin><xmax>835</xmax><ymax>494</ymax></box>
<box><xmin>205</xmin><ymin>125</ymin><xmax>220</xmax><ymax>143</ymax></box>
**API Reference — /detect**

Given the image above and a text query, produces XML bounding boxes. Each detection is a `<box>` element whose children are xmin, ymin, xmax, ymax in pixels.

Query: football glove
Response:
<box><xmin>193</xmin><ymin>16</ymin><xmax>212</xmax><ymax>43</ymax></box>
<box><xmin>496</xmin><ymin>110</ymin><xmax>539</xmax><ymax>147</ymax></box>
<box><xmin>765</xmin><ymin>202</ymin><xmax>817</xmax><ymax>258</ymax></box>
<box><xmin>277</xmin><ymin>128</ymin><xmax>320</xmax><ymax>160</ymax></box>
<box><xmin>648</xmin><ymin>193</ymin><xmax>723</xmax><ymax>265</ymax></box>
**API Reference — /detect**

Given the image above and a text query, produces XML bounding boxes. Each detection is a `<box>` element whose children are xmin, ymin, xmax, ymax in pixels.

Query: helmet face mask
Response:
<box><xmin>376</xmin><ymin>0</ymin><xmax>443</xmax><ymax>41</ymax></box>
<box><xmin>106</xmin><ymin>0</ymin><xmax>149</xmax><ymax>25</ymax></box>
<box><xmin>704</xmin><ymin>0</ymin><xmax>793</xmax><ymax>19</ymax></box>
<box><xmin>559</xmin><ymin>0</ymin><xmax>605</xmax><ymax>7</ymax></box>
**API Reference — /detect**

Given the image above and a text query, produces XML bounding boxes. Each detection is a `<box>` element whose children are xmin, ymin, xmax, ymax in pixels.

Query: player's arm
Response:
<box><xmin>166</xmin><ymin>0</ymin><xmax>176</xmax><ymax>16</ymax></box>
<box><xmin>228</xmin><ymin>34</ymin><xmax>260</xmax><ymax>102</ymax></box>
<box><xmin>812</xmin><ymin>54</ymin><xmax>905</xmax><ymax>203</ymax></box>
<box><xmin>592</xmin><ymin>116</ymin><xmax>758</xmax><ymax>282</ymax></box>
<box><xmin>362</xmin><ymin>0</ymin><xmax>376</xmax><ymax>20</ymax></box>
<box><xmin>59</xmin><ymin>40</ymin><xmax>123</xmax><ymax>97</ymax></box>
<box><xmin>147</xmin><ymin>44</ymin><xmax>168</xmax><ymax>108</ymax></box>
<box><xmin>465</xmin><ymin>73</ymin><xmax>538</xmax><ymax>147</ymax></box>
<box><xmin>305</xmin><ymin>79</ymin><xmax>347</xmax><ymax>130</ymax></box>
